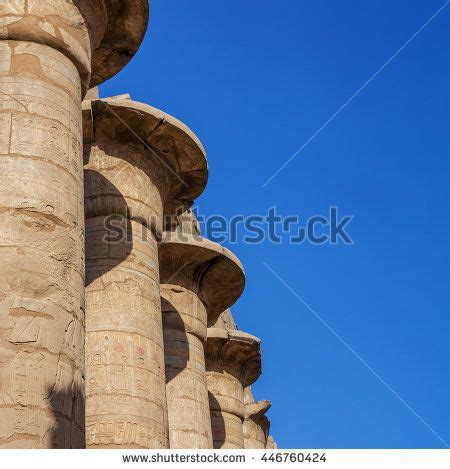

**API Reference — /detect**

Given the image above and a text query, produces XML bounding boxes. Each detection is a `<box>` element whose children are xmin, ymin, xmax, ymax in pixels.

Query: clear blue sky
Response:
<box><xmin>101</xmin><ymin>0</ymin><xmax>450</xmax><ymax>448</ymax></box>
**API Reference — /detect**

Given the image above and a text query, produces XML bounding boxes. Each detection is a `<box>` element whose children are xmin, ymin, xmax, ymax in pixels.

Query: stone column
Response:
<box><xmin>83</xmin><ymin>97</ymin><xmax>207</xmax><ymax>448</ymax></box>
<box><xmin>0</xmin><ymin>2</ymin><xmax>147</xmax><ymax>448</ymax></box>
<box><xmin>266</xmin><ymin>435</ymin><xmax>278</xmax><ymax>449</ymax></box>
<box><xmin>243</xmin><ymin>387</ymin><xmax>271</xmax><ymax>449</ymax></box>
<box><xmin>159</xmin><ymin>213</ymin><xmax>245</xmax><ymax>448</ymax></box>
<box><xmin>212</xmin><ymin>308</ymin><xmax>239</xmax><ymax>330</ymax></box>
<box><xmin>205</xmin><ymin>328</ymin><xmax>262</xmax><ymax>449</ymax></box>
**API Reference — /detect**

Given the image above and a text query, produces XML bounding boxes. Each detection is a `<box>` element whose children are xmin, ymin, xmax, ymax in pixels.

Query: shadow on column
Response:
<box><xmin>46</xmin><ymin>378</ymin><xmax>85</xmax><ymax>448</ymax></box>
<box><xmin>46</xmin><ymin>170</ymin><xmax>129</xmax><ymax>448</ymax></box>
<box><xmin>161</xmin><ymin>295</ymin><xmax>190</xmax><ymax>383</ymax></box>
<box><xmin>208</xmin><ymin>391</ymin><xmax>226</xmax><ymax>449</ymax></box>
<box><xmin>84</xmin><ymin>169</ymin><xmax>133</xmax><ymax>287</ymax></box>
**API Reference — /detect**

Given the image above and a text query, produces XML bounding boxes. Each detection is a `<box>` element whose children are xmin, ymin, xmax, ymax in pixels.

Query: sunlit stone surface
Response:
<box><xmin>0</xmin><ymin>1</ymin><xmax>277</xmax><ymax>449</ymax></box>
<box><xmin>160</xmin><ymin>211</ymin><xmax>245</xmax><ymax>448</ymax></box>
<box><xmin>83</xmin><ymin>97</ymin><xmax>207</xmax><ymax>448</ymax></box>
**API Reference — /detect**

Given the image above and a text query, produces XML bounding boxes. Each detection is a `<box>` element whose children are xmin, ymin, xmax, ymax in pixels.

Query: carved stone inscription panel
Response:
<box><xmin>162</xmin><ymin>286</ymin><xmax>213</xmax><ymax>449</ymax></box>
<box><xmin>0</xmin><ymin>41</ymin><xmax>84</xmax><ymax>448</ymax></box>
<box><xmin>85</xmin><ymin>219</ymin><xmax>168</xmax><ymax>448</ymax></box>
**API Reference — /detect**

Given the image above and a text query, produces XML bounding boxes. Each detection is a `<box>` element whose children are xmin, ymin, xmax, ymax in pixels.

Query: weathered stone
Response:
<box><xmin>161</xmin><ymin>285</ymin><xmax>212</xmax><ymax>448</ymax></box>
<box><xmin>160</xmin><ymin>232</ymin><xmax>245</xmax><ymax>326</ymax></box>
<box><xmin>0</xmin><ymin>3</ymin><xmax>278</xmax><ymax>449</ymax></box>
<box><xmin>212</xmin><ymin>308</ymin><xmax>238</xmax><ymax>330</ymax></box>
<box><xmin>0</xmin><ymin>1</ymin><xmax>149</xmax><ymax>93</ymax></box>
<box><xmin>0</xmin><ymin>1</ymin><xmax>148</xmax><ymax>448</ymax></box>
<box><xmin>0</xmin><ymin>38</ymin><xmax>85</xmax><ymax>450</ymax></box>
<box><xmin>169</xmin><ymin>208</ymin><xmax>201</xmax><ymax>235</ymax></box>
<box><xmin>85</xmin><ymin>87</ymin><xmax>99</xmax><ymax>100</ymax></box>
<box><xmin>205</xmin><ymin>328</ymin><xmax>262</xmax><ymax>449</ymax></box>
<box><xmin>209</xmin><ymin>310</ymin><xmax>274</xmax><ymax>449</ymax></box>
<box><xmin>266</xmin><ymin>435</ymin><xmax>278</xmax><ymax>449</ymax></box>
<box><xmin>83</xmin><ymin>96</ymin><xmax>207</xmax><ymax>448</ymax></box>
<box><xmin>243</xmin><ymin>387</ymin><xmax>271</xmax><ymax>449</ymax></box>
<box><xmin>160</xmin><ymin>210</ymin><xmax>245</xmax><ymax>448</ymax></box>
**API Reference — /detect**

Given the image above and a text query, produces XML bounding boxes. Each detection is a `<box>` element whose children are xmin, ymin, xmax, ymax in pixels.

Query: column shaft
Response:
<box><xmin>207</xmin><ymin>371</ymin><xmax>245</xmax><ymax>449</ymax></box>
<box><xmin>83</xmin><ymin>96</ymin><xmax>207</xmax><ymax>449</ymax></box>
<box><xmin>84</xmin><ymin>142</ymin><xmax>169</xmax><ymax>448</ymax></box>
<box><xmin>0</xmin><ymin>40</ymin><xmax>85</xmax><ymax>448</ymax></box>
<box><xmin>162</xmin><ymin>285</ymin><xmax>213</xmax><ymax>448</ymax></box>
<box><xmin>243</xmin><ymin>387</ymin><xmax>271</xmax><ymax>449</ymax></box>
<box><xmin>205</xmin><ymin>329</ymin><xmax>261</xmax><ymax>450</ymax></box>
<box><xmin>243</xmin><ymin>416</ymin><xmax>269</xmax><ymax>448</ymax></box>
<box><xmin>85</xmin><ymin>217</ymin><xmax>167</xmax><ymax>448</ymax></box>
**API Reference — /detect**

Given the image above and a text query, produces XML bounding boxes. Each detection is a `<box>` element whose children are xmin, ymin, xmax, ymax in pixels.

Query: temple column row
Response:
<box><xmin>82</xmin><ymin>96</ymin><xmax>207</xmax><ymax>448</ymax></box>
<box><xmin>210</xmin><ymin>310</ymin><xmax>277</xmax><ymax>450</ymax></box>
<box><xmin>0</xmin><ymin>0</ymin><xmax>276</xmax><ymax>449</ymax></box>
<box><xmin>243</xmin><ymin>387</ymin><xmax>271</xmax><ymax>448</ymax></box>
<box><xmin>0</xmin><ymin>1</ymin><xmax>148</xmax><ymax>448</ymax></box>
<box><xmin>81</xmin><ymin>95</ymin><xmax>271</xmax><ymax>449</ymax></box>
<box><xmin>81</xmin><ymin>96</ymin><xmax>268</xmax><ymax>448</ymax></box>
<box><xmin>205</xmin><ymin>328</ymin><xmax>262</xmax><ymax>448</ymax></box>
<box><xmin>159</xmin><ymin>213</ymin><xmax>245</xmax><ymax>448</ymax></box>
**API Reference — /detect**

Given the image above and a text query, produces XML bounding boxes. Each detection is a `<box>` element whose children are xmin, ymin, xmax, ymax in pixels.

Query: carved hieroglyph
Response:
<box><xmin>159</xmin><ymin>212</ymin><xmax>245</xmax><ymax>448</ymax></box>
<box><xmin>0</xmin><ymin>39</ymin><xmax>85</xmax><ymax>449</ymax></box>
<box><xmin>205</xmin><ymin>328</ymin><xmax>261</xmax><ymax>449</ymax></box>
<box><xmin>0</xmin><ymin>2</ymin><xmax>147</xmax><ymax>448</ymax></box>
<box><xmin>83</xmin><ymin>96</ymin><xmax>207</xmax><ymax>448</ymax></box>
<box><xmin>243</xmin><ymin>387</ymin><xmax>271</xmax><ymax>449</ymax></box>
<box><xmin>160</xmin><ymin>285</ymin><xmax>212</xmax><ymax>449</ymax></box>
